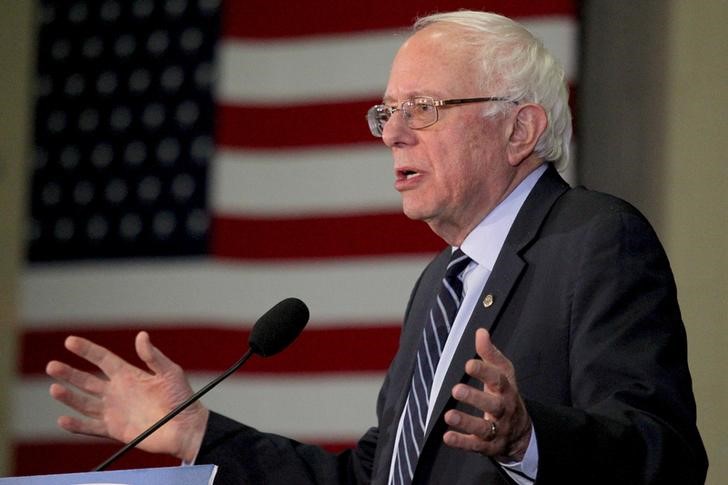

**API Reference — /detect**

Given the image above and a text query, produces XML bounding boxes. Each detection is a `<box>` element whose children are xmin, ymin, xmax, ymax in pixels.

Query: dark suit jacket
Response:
<box><xmin>197</xmin><ymin>166</ymin><xmax>708</xmax><ymax>484</ymax></box>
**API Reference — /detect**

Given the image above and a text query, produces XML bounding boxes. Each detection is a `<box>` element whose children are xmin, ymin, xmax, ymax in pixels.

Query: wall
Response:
<box><xmin>663</xmin><ymin>2</ymin><xmax>727</xmax><ymax>482</ymax></box>
<box><xmin>0</xmin><ymin>0</ymin><xmax>34</xmax><ymax>476</ymax></box>
<box><xmin>580</xmin><ymin>1</ymin><xmax>728</xmax><ymax>483</ymax></box>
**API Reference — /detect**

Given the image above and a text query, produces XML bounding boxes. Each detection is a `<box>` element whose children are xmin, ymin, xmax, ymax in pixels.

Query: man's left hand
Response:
<box><xmin>443</xmin><ymin>328</ymin><xmax>532</xmax><ymax>462</ymax></box>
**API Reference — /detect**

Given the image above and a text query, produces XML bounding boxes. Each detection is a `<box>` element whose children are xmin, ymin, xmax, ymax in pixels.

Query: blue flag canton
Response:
<box><xmin>29</xmin><ymin>0</ymin><xmax>221</xmax><ymax>262</ymax></box>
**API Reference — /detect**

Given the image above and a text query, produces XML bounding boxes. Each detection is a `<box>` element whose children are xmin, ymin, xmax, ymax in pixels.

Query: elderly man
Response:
<box><xmin>47</xmin><ymin>11</ymin><xmax>707</xmax><ymax>484</ymax></box>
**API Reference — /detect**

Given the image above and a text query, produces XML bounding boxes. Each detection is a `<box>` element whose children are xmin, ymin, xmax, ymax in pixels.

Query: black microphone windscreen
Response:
<box><xmin>248</xmin><ymin>297</ymin><xmax>309</xmax><ymax>357</ymax></box>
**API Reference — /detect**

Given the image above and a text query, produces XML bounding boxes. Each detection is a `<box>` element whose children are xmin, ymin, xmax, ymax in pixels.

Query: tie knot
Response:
<box><xmin>446</xmin><ymin>248</ymin><xmax>471</xmax><ymax>275</ymax></box>
<box><xmin>445</xmin><ymin>249</ymin><xmax>471</xmax><ymax>286</ymax></box>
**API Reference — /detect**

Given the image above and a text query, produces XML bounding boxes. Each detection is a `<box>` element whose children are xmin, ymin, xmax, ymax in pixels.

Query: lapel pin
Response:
<box><xmin>482</xmin><ymin>294</ymin><xmax>494</xmax><ymax>308</ymax></box>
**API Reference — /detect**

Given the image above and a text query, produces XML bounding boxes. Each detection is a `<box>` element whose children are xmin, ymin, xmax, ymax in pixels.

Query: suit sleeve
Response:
<box><xmin>195</xmin><ymin>411</ymin><xmax>378</xmax><ymax>485</ymax></box>
<box><xmin>527</xmin><ymin>207</ymin><xmax>707</xmax><ymax>484</ymax></box>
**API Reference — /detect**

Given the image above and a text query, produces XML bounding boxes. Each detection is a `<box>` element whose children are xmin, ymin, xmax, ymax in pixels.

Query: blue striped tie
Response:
<box><xmin>392</xmin><ymin>249</ymin><xmax>471</xmax><ymax>485</ymax></box>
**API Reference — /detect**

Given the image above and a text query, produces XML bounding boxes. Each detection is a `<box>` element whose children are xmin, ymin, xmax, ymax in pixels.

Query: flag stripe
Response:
<box><xmin>212</xmin><ymin>213</ymin><xmax>443</xmax><ymax>259</ymax></box>
<box><xmin>12</xmin><ymin>439</ymin><xmax>355</xmax><ymax>476</ymax></box>
<box><xmin>216</xmin><ymin>33</ymin><xmax>399</xmax><ymax>104</ymax></box>
<box><xmin>21</xmin><ymin>325</ymin><xmax>400</xmax><ymax>375</ymax></box>
<box><xmin>215</xmin><ymin>99</ymin><xmax>378</xmax><ymax>149</ymax></box>
<box><xmin>211</xmin><ymin>146</ymin><xmax>398</xmax><ymax>216</ymax></box>
<box><xmin>222</xmin><ymin>0</ymin><xmax>576</xmax><ymax>39</ymax></box>
<box><xmin>14</xmin><ymin>375</ymin><xmax>381</xmax><ymax>440</ymax></box>
<box><xmin>12</xmin><ymin>442</ymin><xmax>181</xmax><ymax>476</ymax></box>
<box><xmin>21</xmin><ymin>258</ymin><xmax>430</xmax><ymax>326</ymax></box>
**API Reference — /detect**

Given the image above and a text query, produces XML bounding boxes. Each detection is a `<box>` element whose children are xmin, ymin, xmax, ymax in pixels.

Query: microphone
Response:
<box><xmin>93</xmin><ymin>297</ymin><xmax>309</xmax><ymax>471</ymax></box>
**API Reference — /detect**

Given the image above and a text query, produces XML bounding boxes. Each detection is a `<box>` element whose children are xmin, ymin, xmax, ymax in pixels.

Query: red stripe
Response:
<box><xmin>223</xmin><ymin>0</ymin><xmax>576</xmax><ymax>39</ymax></box>
<box><xmin>12</xmin><ymin>439</ymin><xmax>355</xmax><ymax>476</ymax></box>
<box><xmin>216</xmin><ymin>99</ymin><xmax>378</xmax><ymax>149</ymax></box>
<box><xmin>211</xmin><ymin>212</ymin><xmax>443</xmax><ymax>260</ymax></box>
<box><xmin>13</xmin><ymin>441</ymin><xmax>178</xmax><ymax>476</ymax></box>
<box><xmin>216</xmin><ymin>85</ymin><xmax>578</xmax><ymax>150</ymax></box>
<box><xmin>21</xmin><ymin>325</ymin><xmax>401</xmax><ymax>376</ymax></box>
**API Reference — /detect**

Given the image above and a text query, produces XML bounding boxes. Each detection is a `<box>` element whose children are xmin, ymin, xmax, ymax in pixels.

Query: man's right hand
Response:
<box><xmin>46</xmin><ymin>331</ymin><xmax>209</xmax><ymax>463</ymax></box>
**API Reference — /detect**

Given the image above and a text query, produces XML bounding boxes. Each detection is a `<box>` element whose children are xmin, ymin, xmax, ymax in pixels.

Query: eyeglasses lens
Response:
<box><xmin>366</xmin><ymin>97</ymin><xmax>439</xmax><ymax>137</ymax></box>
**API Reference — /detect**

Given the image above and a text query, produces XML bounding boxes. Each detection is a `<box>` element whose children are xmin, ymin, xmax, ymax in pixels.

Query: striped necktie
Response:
<box><xmin>391</xmin><ymin>249</ymin><xmax>472</xmax><ymax>485</ymax></box>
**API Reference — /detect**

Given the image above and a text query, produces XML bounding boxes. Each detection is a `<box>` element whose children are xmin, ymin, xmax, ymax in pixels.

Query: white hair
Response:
<box><xmin>414</xmin><ymin>11</ymin><xmax>572</xmax><ymax>167</ymax></box>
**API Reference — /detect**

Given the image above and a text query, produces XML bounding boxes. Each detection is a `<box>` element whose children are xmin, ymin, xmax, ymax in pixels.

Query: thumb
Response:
<box><xmin>475</xmin><ymin>328</ymin><xmax>518</xmax><ymax>391</ymax></box>
<box><xmin>475</xmin><ymin>328</ymin><xmax>508</xmax><ymax>368</ymax></box>
<box><xmin>135</xmin><ymin>331</ymin><xmax>178</xmax><ymax>376</ymax></box>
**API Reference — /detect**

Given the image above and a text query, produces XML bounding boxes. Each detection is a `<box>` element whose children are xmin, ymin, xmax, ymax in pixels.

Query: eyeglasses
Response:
<box><xmin>366</xmin><ymin>96</ymin><xmax>511</xmax><ymax>137</ymax></box>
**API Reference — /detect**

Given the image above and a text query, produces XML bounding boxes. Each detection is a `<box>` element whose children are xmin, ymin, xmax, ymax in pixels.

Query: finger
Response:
<box><xmin>452</xmin><ymin>383</ymin><xmax>505</xmax><ymax>418</ymax></box>
<box><xmin>443</xmin><ymin>429</ymin><xmax>494</xmax><ymax>454</ymax></box>
<box><xmin>135</xmin><ymin>331</ymin><xmax>179</xmax><ymax>376</ymax></box>
<box><xmin>49</xmin><ymin>382</ymin><xmax>104</xmax><ymax>418</ymax></box>
<box><xmin>57</xmin><ymin>414</ymin><xmax>109</xmax><ymax>438</ymax></box>
<box><xmin>64</xmin><ymin>335</ymin><xmax>128</xmax><ymax>377</ymax></box>
<box><xmin>473</xmin><ymin>329</ymin><xmax>517</xmax><ymax>393</ymax></box>
<box><xmin>444</xmin><ymin>409</ymin><xmax>498</xmax><ymax>441</ymax></box>
<box><xmin>46</xmin><ymin>360</ymin><xmax>107</xmax><ymax>396</ymax></box>
<box><xmin>463</xmin><ymin>358</ymin><xmax>510</xmax><ymax>394</ymax></box>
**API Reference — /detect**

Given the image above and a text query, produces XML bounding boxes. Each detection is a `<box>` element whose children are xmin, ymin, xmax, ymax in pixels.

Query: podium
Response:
<box><xmin>0</xmin><ymin>464</ymin><xmax>217</xmax><ymax>484</ymax></box>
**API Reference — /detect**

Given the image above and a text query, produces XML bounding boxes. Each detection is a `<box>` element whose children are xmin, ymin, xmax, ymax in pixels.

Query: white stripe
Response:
<box><xmin>415</xmin><ymin>354</ymin><xmax>429</xmax><ymax>405</ymax></box>
<box><xmin>437</xmin><ymin>296</ymin><xmax>452</xmax><ymax>332</ymax></box>
<box><xmin>396</xmin><ymin>460</ymin><xmax>405</xmax><ymax>485</ymax></box>
<box><xmin>447</xmin><ymin>253</ymin><xmax>469</xmax><ymax>269</ymax></box>
<box><xmin>404</xmin><ymin>411</ymin><xmax>417</xmax><ymax>475</ymax></box>
<box><xmin>21</xmin><ymin>256</ymin><xmax>433</xmax><ymax>327</ymax></box>
<box><xmin>422</xmin><ymin>324</ymin><xmax>436</xmax><ymax>376</ymax></box>
<box><xmin>12</xmin><ymin>374</ymin><xmax>383</xmax><ymax>442</ymax></box>
<box><xmin>211</xmin><ymin>145</ymin><xmax>400</xmax><ymax>216</ymax></box>
<box><xmin>217</xmin><ymin>18</ymin><xmax>577</xmax><ymax>105</ymax></box>
<box><xmin>410</xmin><ymin>377</ymin><xmax>426</xmax><ymax>430</ymax></box>
<box><xmin>217</xmin><ymin>31</ymin><xmax>403</xmax><ymax>104</ymax></box>
<box><xmin>429</xmin><ymin>309</ymin><xmax>442</xmax><ymax>354</ymax></box>
<box><xmin>443</xmin><ymin>278</ymin><xmax>460</xmax><ymax>307</ymax></box>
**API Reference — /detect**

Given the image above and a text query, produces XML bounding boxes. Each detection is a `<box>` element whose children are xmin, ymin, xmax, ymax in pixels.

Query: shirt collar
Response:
<box><xmin>458</xmin><ymin>164</ymin><xmax>547</xmax><ymax>272</ymax></box>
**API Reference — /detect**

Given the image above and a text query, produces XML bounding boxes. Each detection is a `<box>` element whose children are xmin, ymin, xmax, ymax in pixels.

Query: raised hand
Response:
<box><xmin>442</xmin><ymin>328</ymin><xmax>532</xmax><ymax>462</ymax></box>
<box><xmin>46</xmin><ymin>331</ymin><xmax>209</xmax><ymax>462</ymax></box>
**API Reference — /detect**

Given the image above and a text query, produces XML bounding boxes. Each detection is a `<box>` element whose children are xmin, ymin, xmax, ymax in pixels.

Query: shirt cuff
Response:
<box><xmin>498</xmin><ymin>423</ymin><xmax>538</xmax><ymax>484</ymax></box>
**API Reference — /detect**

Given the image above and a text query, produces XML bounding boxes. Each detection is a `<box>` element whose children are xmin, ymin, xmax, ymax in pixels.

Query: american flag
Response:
<box><xmin>14</xmin><ymin>0</ymin><xmax>578</xmax><ymax>476</ymax></box>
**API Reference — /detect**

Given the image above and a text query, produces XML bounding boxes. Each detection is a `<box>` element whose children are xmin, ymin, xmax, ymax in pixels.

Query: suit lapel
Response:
<box><xmin>424</xmin><ymin>165</ymin><xmax>570</xmax><ymax>440</ymax></box>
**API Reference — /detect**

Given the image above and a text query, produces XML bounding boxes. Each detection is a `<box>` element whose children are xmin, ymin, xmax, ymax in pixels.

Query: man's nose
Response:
<box><xmin>382</xmin><ymin>111</ymin><xmax>416</xmax><ymax>148</ymax></box>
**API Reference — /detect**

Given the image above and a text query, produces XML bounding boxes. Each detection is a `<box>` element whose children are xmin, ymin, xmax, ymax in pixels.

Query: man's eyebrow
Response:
<box><xmin>382</xmin><ymin>92</ymin><xmax>446</xmax><ymax>105</ymax></box>
<box><xmin>381</xmin><ymin>93</ymin><xmax>421</xmax><ymax>105</ymax></box>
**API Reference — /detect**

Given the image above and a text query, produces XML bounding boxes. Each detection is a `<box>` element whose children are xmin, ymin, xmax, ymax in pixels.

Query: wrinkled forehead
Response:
<box><xmin>384</xmin><ymin>24</ymin><xmax>486</xmax><ymax>103</ymax></box>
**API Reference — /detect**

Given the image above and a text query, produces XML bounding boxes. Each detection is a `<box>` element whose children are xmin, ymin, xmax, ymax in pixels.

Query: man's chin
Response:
<box><xmin>401</xmin><ymin>203</ymin><xmax>430</xmax><ymax>222</ymax></box>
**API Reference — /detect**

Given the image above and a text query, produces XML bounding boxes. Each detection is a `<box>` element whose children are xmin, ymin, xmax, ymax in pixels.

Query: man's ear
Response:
<box><xmin>506</xmin><ymin>103</ymin><xmax>548</xmax><ymax>166</ymax></box>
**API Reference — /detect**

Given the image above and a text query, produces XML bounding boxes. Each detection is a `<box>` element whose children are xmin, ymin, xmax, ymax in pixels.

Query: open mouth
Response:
<box><xmin>398</xmin><ymin>169</ymin><xmax>420</xmax><ymax>180</ymax></box>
